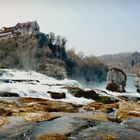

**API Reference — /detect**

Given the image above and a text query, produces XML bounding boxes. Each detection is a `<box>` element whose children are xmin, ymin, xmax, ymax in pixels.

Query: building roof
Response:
<box><xmin>0</xmin><ymin>27</ymin><xmax>13</xmax><ymax>34</ymax></box>
<box><xmin>0</xmin><ymin>21</ymin><xmax>34</xmax><ymax>34</ymax></box>
<box><xmin>15</xmin><ymin>21</ymin><xmax>33</xmax><ymax>29</ymax></box>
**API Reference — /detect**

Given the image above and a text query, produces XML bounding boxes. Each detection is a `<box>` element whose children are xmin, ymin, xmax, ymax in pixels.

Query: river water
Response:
<box><xmin>81</xmin><ymin>75</ymin><xmax>138</xmax><ymax>95</ymax></box>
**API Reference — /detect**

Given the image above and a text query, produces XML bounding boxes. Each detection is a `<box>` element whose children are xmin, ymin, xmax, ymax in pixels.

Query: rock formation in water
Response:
<box><xmin>106</xmin><ymin>68</ymin><xmax>127</xmax><ymax>92</ymax></box>
<box><xmin>135</xmin><ymin>68</ymin><xmax>140</xmax><ymax>93</ymax></box>
<box><xmin>135</xmin><ymin>78</ymin><xmax>140</xmax><ymax>93</ymax></box>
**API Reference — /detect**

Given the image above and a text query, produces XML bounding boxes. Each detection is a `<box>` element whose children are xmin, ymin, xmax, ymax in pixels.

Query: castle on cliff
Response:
<box><xmin>0</xmin><ymin>21</ymin><xmax>40</xmax><ymax>39</ymax></box>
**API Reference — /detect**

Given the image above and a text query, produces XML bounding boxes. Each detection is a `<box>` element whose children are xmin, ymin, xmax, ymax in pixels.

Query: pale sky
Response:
<box><xmin>0</xmin><ymin>0</ymin><xmax>140</xmax><ymax>56</ymax></box>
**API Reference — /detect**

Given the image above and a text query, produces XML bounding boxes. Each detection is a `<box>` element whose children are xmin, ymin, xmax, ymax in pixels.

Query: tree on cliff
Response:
<box><xmin>0</xmin><ymin>32</ymin><xmax>108</xmax><ymax>81</ymax></box>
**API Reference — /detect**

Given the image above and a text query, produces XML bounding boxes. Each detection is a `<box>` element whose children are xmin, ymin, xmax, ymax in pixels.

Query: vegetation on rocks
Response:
<box><xmin>0</xmin><ymin>32</ymin><xmax>108</xmax><ymax>81</ymax></box>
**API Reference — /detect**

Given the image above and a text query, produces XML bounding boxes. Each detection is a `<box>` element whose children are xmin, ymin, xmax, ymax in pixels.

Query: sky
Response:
<box><xmin>0</xmin><ymin>0</ymin><xmax>140</xmax><ymax>56</ymax></box>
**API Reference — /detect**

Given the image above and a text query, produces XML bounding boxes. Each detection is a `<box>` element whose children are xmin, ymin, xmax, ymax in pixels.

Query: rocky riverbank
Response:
<box><xmin>0</xmin><ymin>90</ymin><xmax>140</xmax><ymax>140</ymax></box>
<box><xmin>0</xmin><ymin>69</ymin><xmax>140</xmax><ymax>140</ymax></box>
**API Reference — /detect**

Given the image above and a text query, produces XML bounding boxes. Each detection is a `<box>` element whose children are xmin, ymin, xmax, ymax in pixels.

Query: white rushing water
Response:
<box><xmin>82</xmin><ymin>75</ymin><xmax>140</xmax><ymax>98</ymax></box>
<box><xmin>0</xmin><ymin>69</ymin><xmax>139</xmax><ymax>105</ymax></box>
<box><xmin>0</xmin><ymin>69</ymin><xmax>93</xmax><ymax>105</ymax></box>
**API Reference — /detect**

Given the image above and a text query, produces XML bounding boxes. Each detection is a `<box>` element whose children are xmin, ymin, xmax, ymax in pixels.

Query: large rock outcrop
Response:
<box><xmin>106</xmin><ymin>68</ymin><xmax>127</xmax><ymax>92</ymax></box>
<box><xmin>135</xmin><ymin>68</ymin><xmax>140</xmax><ymax>93</ymax></box>
<box><xmin>135</xmin><ymin>77</ymin><xmax>140</xmax><ymax>93</ymax></box>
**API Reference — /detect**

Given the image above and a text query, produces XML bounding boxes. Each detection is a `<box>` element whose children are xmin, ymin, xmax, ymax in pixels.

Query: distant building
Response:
<box><xmin>0</xmin><ymin>21</ymin><xmax>40</xmax><ymax>39</ymax></box>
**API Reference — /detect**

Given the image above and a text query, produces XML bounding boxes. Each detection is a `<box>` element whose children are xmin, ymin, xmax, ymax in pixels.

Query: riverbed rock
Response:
<box><xmin>84</xmin><ymin>102</ymin><xmax>119</xmax><ymax>113</ymax></box>
<box><xmin>65</xmin><ymin>87</ymin><xmax>99</xmax><ymax>100</ymax></box>
<box><xmin>106</xmin><ymin>68</ymin><xmax>127</xmax><ymax>92</ymax></box>
<box><xmin>84</xmin><ymin>102</ymin><xmax>103</xmax><ymax>111</ymax></box>
<box><xmin>48</xmin><ymin>91</ymin><xmax>66</xmax><ymax>99</ymax></box>
<box><xmin>35</xmin><ymin>116</ymin><xmax>96</xmax><ymax>139</ymax></box>
<box><xmin>0</xmin><ymin>100</ymin><xmax>19</xmax><ymax>116</ymax></box>
<box><xmin>122</xmin><ymin>118</ymin><xmax>140</xmax><ymax>131</ymax></box>
<box><xmin>74</xmin><ymin>121</ymin><xmax>140</xmax><ymax>140</ymax></box>
<box><xmin>116</xmin><ymin>101</ymin><xmax>140</xmax><ymax>122</ymax></box>
<box><xmin>19</xmin><ymin>112</ymin><xmax>59</xmax><ymax>122</ymax></box>
<box><xmin>0</xmin><ymin>117</ymin><xmax>8</xmax><ymax>126</ymax></box>
<box><xmin>18</xmin><ymin>97</ymin><xmax>79</xmax><ymax>113</ymax></box>
<box><xmin>0</xmin><ymin>92</ymin><xmax>19</xmax><ymax>97</ymax></box>
<box><xmin>83</xmin><ymin>112</ymin><xmax>109</xmax><ymax>122</ymax></box>
<box><xmin>66</xmin><ymin>87</ymin><xmax>119</xmax><ymax>103</ymax></box>
<box><xmin>135</xmin><ymin>76</ymin><xmax>140</xmax><ymax>93</ymax></box>
<box><xmin>38</xmin><ymin>133</ymin><xmax>68</xmax><ymax>140</ymax></box>
<box><xmin>0</xmin><ymin>116</ymin><xmax>36</xmax><ymax>139</ymax></box>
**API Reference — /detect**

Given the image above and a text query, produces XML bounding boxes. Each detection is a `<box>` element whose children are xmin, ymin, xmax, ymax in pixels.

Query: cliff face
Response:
<box><xmin>99</xmin><ymin>52</ymin><xmax>140</xmax><ymax>74</ymax></box>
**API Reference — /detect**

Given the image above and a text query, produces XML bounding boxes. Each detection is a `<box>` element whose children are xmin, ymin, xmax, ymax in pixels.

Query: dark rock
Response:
<box><xmin>106</xmin><ymin>68</ymin><xmax>127</xmax><ymax>92</ymax></box>
<box><xmin>135</xmin><ymin>76</ymin><xmax>140</xmax><ymax>93</ymax></box>
<box><xmin>98</xmin><ymin>96</ymin><xmax>118</xmax><ymax>104</ymax></box>
<box><xmin>66</xmin><ymin>87</ymin><xmax>119</xmax><ymax>103</ymax></box>
<box><xmin>48</xmin><ymin>91</ymin><xmax>66</xmax><ymax>99</ymax></box>
<box><xmin>137</xmin><ymin>89</ymin><xmax>140</xmax><ymax>93</ymax></box>
<box><xmin>66</xmin><ymin>87</ymin><xmax>99</xmax><ymax>100</ymax></box>
<box><xmin>0</xmin><ymin>92</ymin><xmax>19</xmax><ymax>97</ymax></box>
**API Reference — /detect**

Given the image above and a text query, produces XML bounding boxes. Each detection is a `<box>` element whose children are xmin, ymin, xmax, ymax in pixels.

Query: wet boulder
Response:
<box><xmin>106</xmin><ymin>68</ymin><xmax>127</xmax><ymax>92</ymax></box>
<box><xmin>65</xmin><ymin>87</ymin><xmax>99</xmax><ymax>100</ymax></box>
<box><xmin>0</xmin><ymin>92</ymin><xmax>19</xmax><ymax>97</ymax></box>
<box><xmin>48</xmin><ymin>91</ymin><xmax>66</xmax><ymax>99</ymax></box>
<box><xmin>135</xmin><ymin>76</ymin><xmax>140</xmax><ymax>93</ymax></box>
<box><xmin>135</xmin><ymin>66</ymin><xmax>140</xmax><ymax>93</ymax></box>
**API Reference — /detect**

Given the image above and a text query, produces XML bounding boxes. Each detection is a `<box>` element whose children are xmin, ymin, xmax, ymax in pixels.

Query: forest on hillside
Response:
<box><xmin>99</xmin><ymin>52</ymin><xmax>140</xmax><ymax>74</ymax></box>
<box><xmin>0</xmin><ymin>32</ymin><xmax>108</xmax><ymax>82</ymax></box>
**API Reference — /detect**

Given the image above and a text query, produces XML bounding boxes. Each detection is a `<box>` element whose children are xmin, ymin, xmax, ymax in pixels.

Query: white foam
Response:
<box><xmin>0</xmin><ymin>69</ymin><xmax>92</xmax><ymax>105</ymax></box>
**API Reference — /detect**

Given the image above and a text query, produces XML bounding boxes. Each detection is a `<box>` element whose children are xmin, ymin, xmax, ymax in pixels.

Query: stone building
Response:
<box><xmin>0</xmin><ymin>21</ymin><xmax>40</xmax><ymax>39</ymax></box>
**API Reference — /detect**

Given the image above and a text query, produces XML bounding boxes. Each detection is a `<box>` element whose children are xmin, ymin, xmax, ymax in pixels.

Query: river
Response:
<box><xmin>81</xmin><ymin>75</ymin><xmax>138</xmax><ymax>95</ymax></box>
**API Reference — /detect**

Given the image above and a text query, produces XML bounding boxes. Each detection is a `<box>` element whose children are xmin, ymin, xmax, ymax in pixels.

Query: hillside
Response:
<box><xmin>0</xmin><ymin>31</ymin><xmax>108</xmax><ymax>82</ymax></box>
<box><xmin>98</xmin><ymin>52</ymin><xmax>140</xmax><ymax>74</ymax></box>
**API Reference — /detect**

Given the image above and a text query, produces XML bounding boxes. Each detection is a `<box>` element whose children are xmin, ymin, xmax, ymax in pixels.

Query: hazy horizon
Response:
<box><xmin>0</xmin><ymin>0</ymin><xmax>140</xmax><ymax>56</ymax></box>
